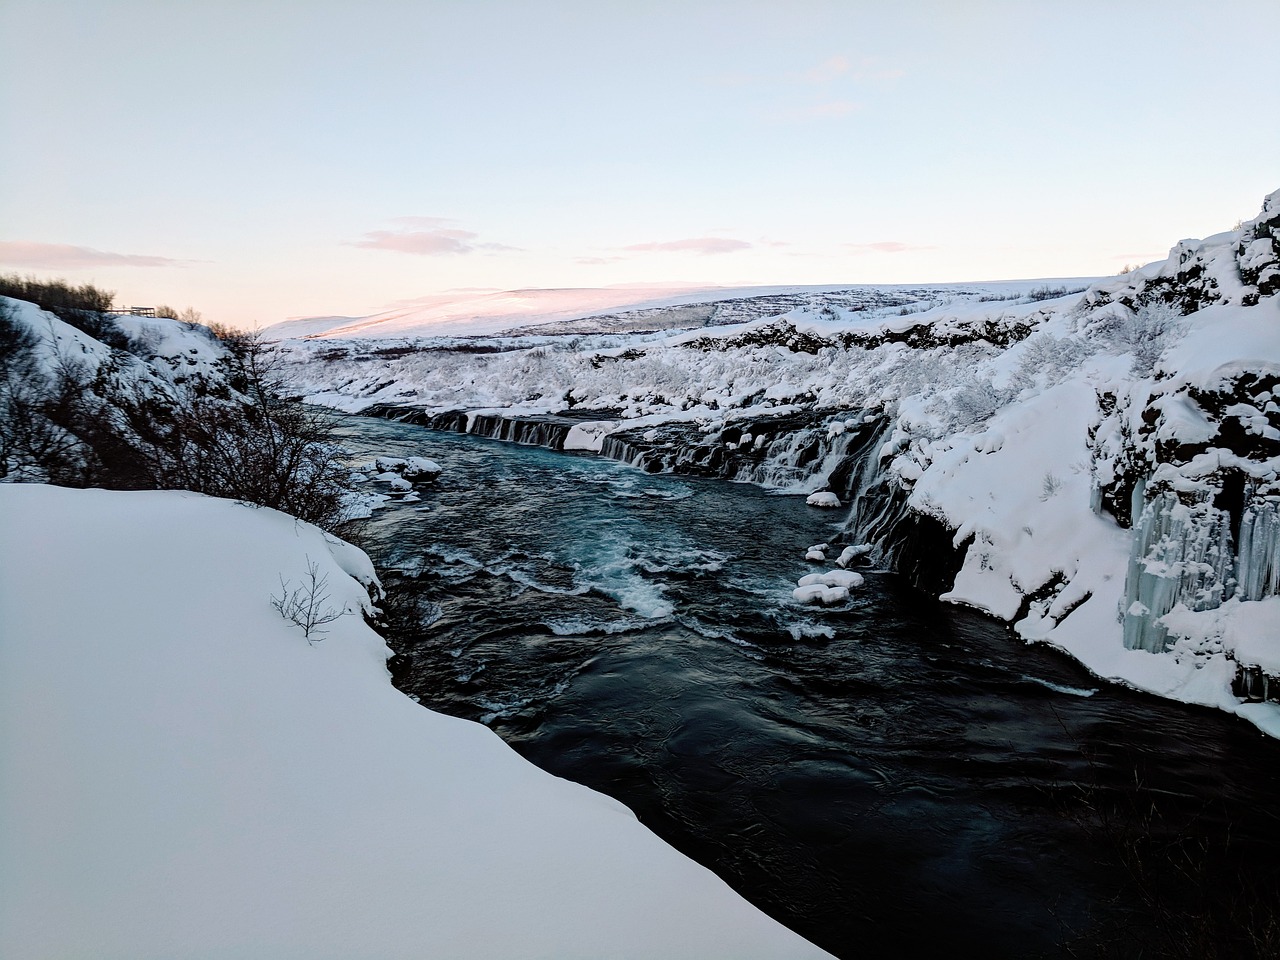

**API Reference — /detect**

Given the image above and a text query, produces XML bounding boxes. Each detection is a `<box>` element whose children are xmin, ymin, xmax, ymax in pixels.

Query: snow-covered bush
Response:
<box><xmin>1092</xmin><ymin>302</ymin><xmax>1186</xmax><ymax>376</ymax></box>
<box><xmin>1010</xmin><ymin>333</ymin><xmax>1093</xmax><ymax>391</ymax></box>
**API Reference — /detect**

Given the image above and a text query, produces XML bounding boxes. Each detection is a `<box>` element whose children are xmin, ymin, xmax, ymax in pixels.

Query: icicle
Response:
<box><xmin>1121</xmin><ymin>491</ymin><xmax>1236</xmax><ymax>653</ymax></box>
<box><xmin>1236</xmin><ymin>489</ymin><xmax>1280</xmax><ymax>601</ymax></box>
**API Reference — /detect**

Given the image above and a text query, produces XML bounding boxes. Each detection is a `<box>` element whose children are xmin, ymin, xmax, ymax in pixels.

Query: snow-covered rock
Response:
<box><xmin>798</xmin><ymin>570</ymin><xmax>865</xmax><ymax>589</ymax></box>
<box><xmin>402</xmin><ymin>456</ymin><xmax>442</xmax><ymax>479</ymax></box>
<box><xmin>793</xmin><ymin>583</ymin><xmax>850</xmax><ymax>605</ymax></box>
<box><xmin>806</xmin><ymin>492</ymin><xmax>842</xmax><ymax>508</ymax></box>
<box><xmin>835</xmin><ymin>544</ymin><xmax>872</xmax><ymax>567</ymax></box>
<box><xmin>564</xmin><ymin>420</ymin><xmax>619</xmax><ymax>452</ymax></box>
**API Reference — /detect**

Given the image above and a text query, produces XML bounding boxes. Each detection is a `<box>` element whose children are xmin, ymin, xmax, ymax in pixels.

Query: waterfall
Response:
<box><xmin>361</xmin><ymin>405</ymin><xmax>604</xmax><ymax>452</ymax></box>
<box><xmin>837</xmin><ymin>440</ymin><xmax>968</xmax><ymax>593</ymax></box>
<box><xmin>593</xmin><ymin>413</ymin><xmax>897</xmax><ymax>506</ymax></box>
<box><xmin>466</xmin><ymin>413</ymin><xmax>575</xmax><ymax>450</ymax></box>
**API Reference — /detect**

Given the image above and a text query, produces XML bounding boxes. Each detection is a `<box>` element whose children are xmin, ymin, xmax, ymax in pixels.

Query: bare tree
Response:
<box><xmin>270</xmin><ymin>557</ymin><xmax>350</xmax><ymax>642</ymax></box>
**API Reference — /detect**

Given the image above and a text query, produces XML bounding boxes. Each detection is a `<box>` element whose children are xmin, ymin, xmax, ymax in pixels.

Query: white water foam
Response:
<box><xmin>543</xmin><ymin>616</ymin><xmax>662</xmax><ymax>637</ymax></box>
<box><xmin>784</xmin><ymin>620</ymin><xmax>837</xmax><ymax>641</ymax></box>
<box><xmin>1021</xmin><ymin>676</ymin><xmax>1098</xmax><ymax>698</ymax></box>
<box><xmin>600</xmin><ymin>573</ymin><xmax>675</xmax><ymax>619</ymax></box>
<box><xmin>503</xmin><ymin>567</ymin><xmax>592</xmax><ymax>596</ymax></box>
<box><xmin>679</xmin><ymin>617</ymin><xmax>761</xmax><ymax>651</ymax></box>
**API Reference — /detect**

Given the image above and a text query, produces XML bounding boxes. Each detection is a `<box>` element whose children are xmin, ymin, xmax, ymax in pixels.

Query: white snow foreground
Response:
<box><xmin>0</xmin><ymin>485</ymin><xmax>829</xmax><ymax>960</ymax></box>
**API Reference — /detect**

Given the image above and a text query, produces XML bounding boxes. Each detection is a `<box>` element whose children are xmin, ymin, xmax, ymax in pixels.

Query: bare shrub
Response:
<box><xmin>270</xmin><ymin>556</ymin><xmax>349</xmax><ymax>642</ymax></box>
<box><xmin>154</xmin><ymin>305</ymin><xmax>204</xmax><ymax>326</ymax></box>
<box><xmin>1</xmin><ymin>298</ymin><xmax>351</xmax><ymax>529</ymax></box>
<box><xmin>113</xmin><ymin>334</ymin><xmax>353</xmax><ymax>528</ymax></box>
<box><xmin>1027</xmin><ymin>285</ymin><xmax>1085</xmax><ymax>302</ymax></box>
<box><xmin>0</xmin><ymin>273</ymin><xmax>126</xmax><ymax>348</ymax></box>
<box><xmin>947</xmin><ymin>378</ymin><xmax>1012</xmax><ymax>430</ymax></box>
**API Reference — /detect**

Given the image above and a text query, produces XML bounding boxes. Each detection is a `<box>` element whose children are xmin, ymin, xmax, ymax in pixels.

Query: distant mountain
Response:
<box><xmin>264</xmin><ymin>280</ymin><xmax>1097</xmax><ymax>341</ymax></box>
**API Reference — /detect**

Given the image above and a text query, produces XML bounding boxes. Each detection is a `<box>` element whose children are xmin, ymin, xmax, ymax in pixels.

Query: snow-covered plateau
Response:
<box><xmin>276</xmin><ymin>192</ymin><xmax>1280</xmax><ymax>737</ymax></box>
<box><xmin>0</xmin><ymin>484</ymin><xmax>831</xmax><ymax>959</ymax></box>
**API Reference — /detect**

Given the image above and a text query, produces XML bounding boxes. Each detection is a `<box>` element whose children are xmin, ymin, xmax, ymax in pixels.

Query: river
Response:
<box><xmin>335</xmin><ymin>413</ymin><xmax>1280</xmax><ymax>959</ymax></box>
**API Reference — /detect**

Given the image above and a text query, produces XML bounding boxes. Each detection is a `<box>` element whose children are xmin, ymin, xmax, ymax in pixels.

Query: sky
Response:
<box><xmin>2</xmin><ymin>0</ymin><xmax>1277</xmax><ymax>330</ymax></box>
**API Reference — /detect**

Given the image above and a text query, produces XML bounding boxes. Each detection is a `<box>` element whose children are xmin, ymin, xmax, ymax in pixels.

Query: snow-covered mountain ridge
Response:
<box><xmin>266</xmin><ymin>279</ymin><xmax>1095</xmax><ymax>341</ymax></box>
<box><xmin>276</xmin><ymin>192</ymin><xmax>1280</xmax><ymax>735</ymax></box>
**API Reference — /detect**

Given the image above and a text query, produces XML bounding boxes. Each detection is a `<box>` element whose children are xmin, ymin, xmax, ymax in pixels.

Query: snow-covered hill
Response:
<box><xmin>0</xmin><ymin>484</ymin><xmax>831</xmax><ymax>960</ymax></box>
<box><xmin>265</xmin><ymin>279</ymin><xmax>1095</xmax><ymax>340</ymax></box>
<box><xmin>276</xmin><ymin>191</ymin><xmax>1280</xmax><ymax>736</ymax></box>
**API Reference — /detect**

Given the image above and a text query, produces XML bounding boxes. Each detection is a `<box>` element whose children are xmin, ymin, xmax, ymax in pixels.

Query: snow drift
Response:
<box><xmin>0</xmin><ymin>484</ymin><xmax>829</xmax><ymax>960</ymax></box>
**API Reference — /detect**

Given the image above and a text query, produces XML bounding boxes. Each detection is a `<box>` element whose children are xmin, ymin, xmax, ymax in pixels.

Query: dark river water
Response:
<box><xmin>335</xmin><ymin>414</ymin><xmax>1280</xmax><ymax>959</ymax></box>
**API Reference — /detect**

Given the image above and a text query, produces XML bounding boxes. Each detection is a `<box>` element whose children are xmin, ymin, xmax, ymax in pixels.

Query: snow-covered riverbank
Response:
<box><xmin>0</xmin><ymin>484</ymin><xmax>830</xmax><ymax>959</ymax></box>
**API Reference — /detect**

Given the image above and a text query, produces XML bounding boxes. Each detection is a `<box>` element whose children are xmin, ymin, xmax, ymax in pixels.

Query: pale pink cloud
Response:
<box><xmin>622</xmin><ymin>237</ymin><xmax>752</xmax><ymax>255</ymax></box>
<box><xmin>0</xmin><ymin>240</ymin><xmax>188</xmax><ymax>269</ymax></box>
<box><xmin>844</xmin><ymin>241</ymin><xmax>934</xmax><ymax>254</ymax></box>
<box><xmin>349</xmin><ymin>218</ymin><xmax>518</xmax><ymax>255</ymax></box>
<box><xmin>352</xmin><ymin>228</ymin><xmax>479</xmax><ymax>255</ymax></box>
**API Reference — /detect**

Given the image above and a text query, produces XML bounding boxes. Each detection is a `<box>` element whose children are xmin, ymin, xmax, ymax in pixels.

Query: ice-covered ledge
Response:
<box><xmin>0</xmin><ymin>484</ymin><xmax>830</xmax><ymax>960</ymax></box>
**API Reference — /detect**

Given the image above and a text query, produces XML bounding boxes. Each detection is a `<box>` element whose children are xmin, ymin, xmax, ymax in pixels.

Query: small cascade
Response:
<box><xmin>732</xmin><ymin>426</ymin><xmax>834</xmax><ymax>489</ymax></box>
<box><xmin>596</xmin><ymin>412</ymin><xmax>886</xmax><ymax>497</ymax></box>
<box><xmin>1232</xmin><ymin>664</ymin><xmax>1280</xmax><ymax>704</ymax></box>
<box><xmin>466</xmin><ymin>413</ymin><xmax>575</xmax><ymax>450</ymax></box>
<box><xmin>840</xmin><ymin>449</ymin><xmax>968</xmax><ymax>593</ymax></box>
<box><xmin>361</xmin><ymin>405</ymin><xmax>616</xmax><ymax>453</ymax></box>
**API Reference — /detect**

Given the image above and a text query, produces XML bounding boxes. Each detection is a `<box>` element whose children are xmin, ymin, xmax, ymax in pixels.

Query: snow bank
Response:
<box><xmin>0</xmin><ymin>484</ymin><xmax>829</xmax><ymax>960</ymax></box>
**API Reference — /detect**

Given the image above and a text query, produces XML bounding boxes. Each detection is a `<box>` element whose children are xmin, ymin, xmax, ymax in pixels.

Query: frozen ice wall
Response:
<box><xmin>1237</xmin><ymin>491</ymin><xmax>1280</xmax><ymax>601</ymax></box>
<box><xmin>1123</xmin><ymin>481</ymin><xmax>1280</xmax><ymax>653</ymax></box>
